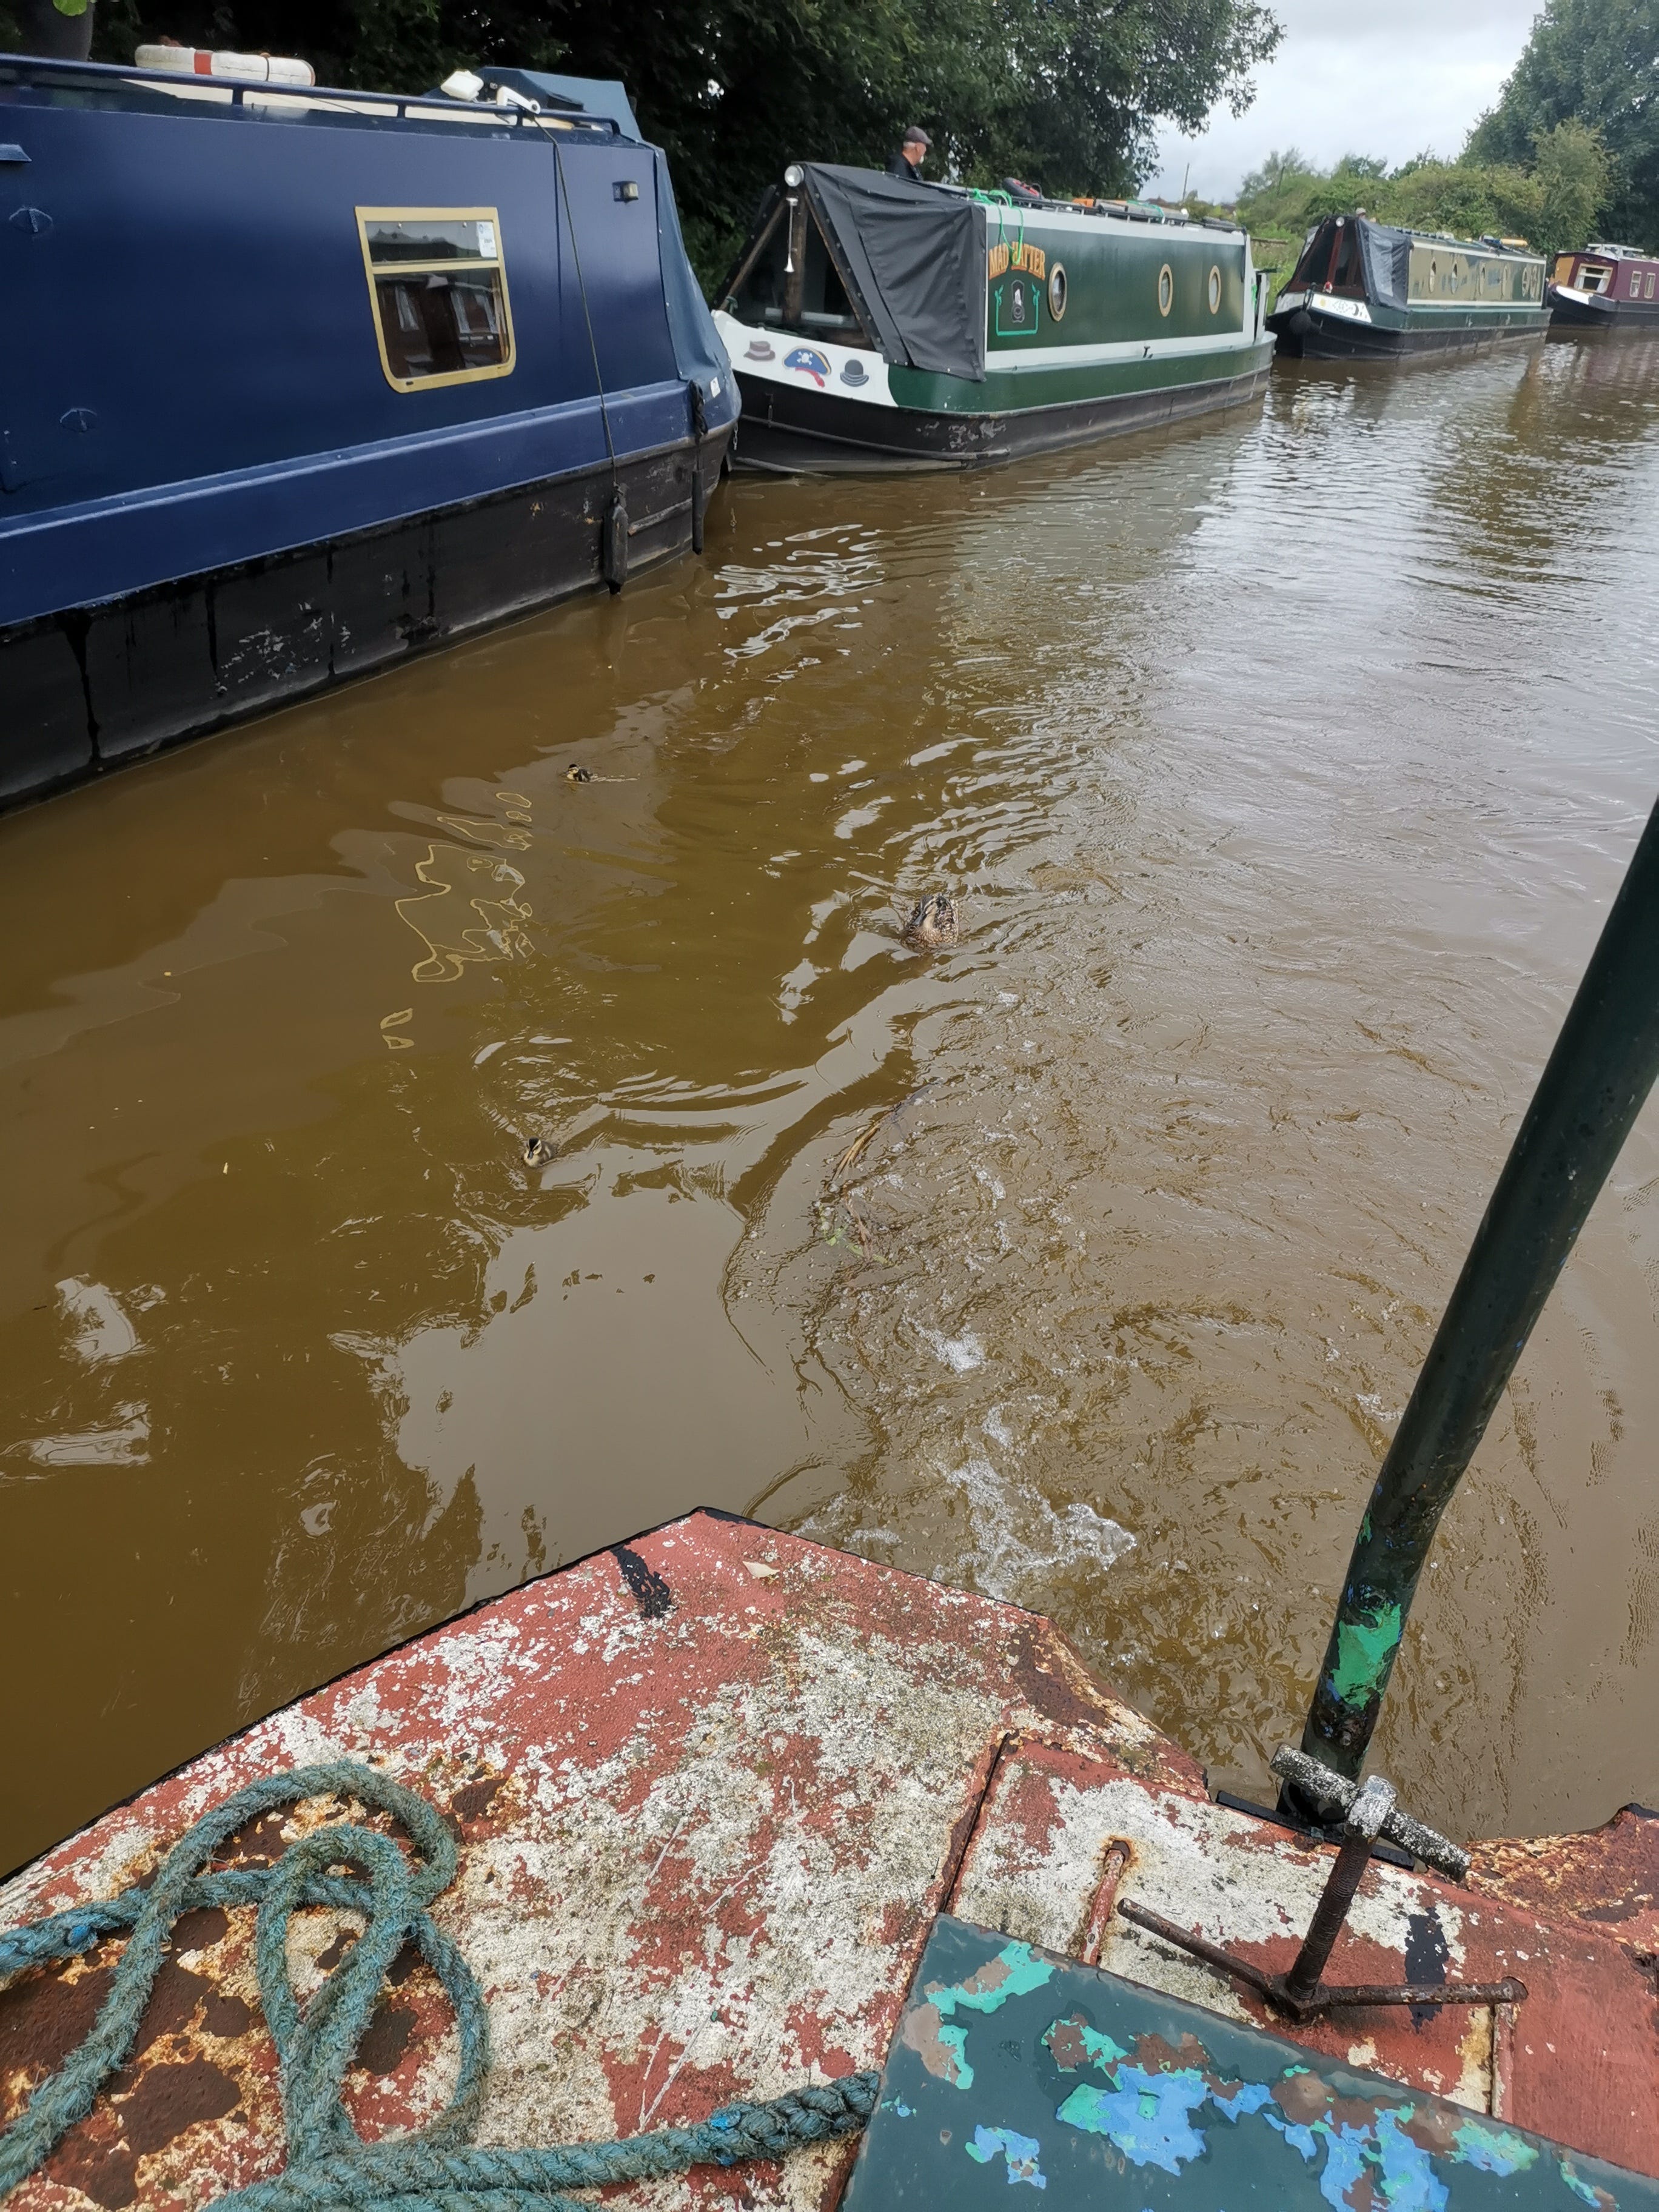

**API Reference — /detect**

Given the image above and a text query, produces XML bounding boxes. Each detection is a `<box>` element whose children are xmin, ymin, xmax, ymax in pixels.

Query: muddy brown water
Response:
<box><xmin>5</xmin><ymin>336</ymin><xmax>1659</xmax><ymax>1877</ymax></box>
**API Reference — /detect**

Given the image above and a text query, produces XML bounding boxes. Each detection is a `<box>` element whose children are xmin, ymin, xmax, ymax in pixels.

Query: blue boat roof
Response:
<box><xmin>475</xmin><ymin>69</ymin><xmax>642</xmax><ymax>138</ymax></box>
<box><xmin>0</xmin><ymin>50</ymin><xmax>641</xmax><ymax>142</ymax></box>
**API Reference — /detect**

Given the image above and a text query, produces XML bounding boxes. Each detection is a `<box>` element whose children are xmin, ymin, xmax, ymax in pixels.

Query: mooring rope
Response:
<box><xmin>0</xmin><ymin>1761</ymin><xmax>878</xmax><ymax>2210</ymax></box>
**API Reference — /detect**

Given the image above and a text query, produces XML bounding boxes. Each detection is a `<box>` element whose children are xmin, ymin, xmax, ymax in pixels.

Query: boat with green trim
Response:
<box><xmin>713</xmin><ymin>164</ymin><xmax>1274</xmax><ymax>472</ymax></box>
<box><xmin>1269</xmin><ymin>213</ymin><xmax>1549</xmax><ymax>361</ymax></box>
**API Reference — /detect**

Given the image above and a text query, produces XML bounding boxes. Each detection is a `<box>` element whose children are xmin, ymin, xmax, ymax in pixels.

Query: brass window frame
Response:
<box><xmin>356</xmin><ymin>204</ymin><xmax>517</xmax><ymax>394</ymax></box>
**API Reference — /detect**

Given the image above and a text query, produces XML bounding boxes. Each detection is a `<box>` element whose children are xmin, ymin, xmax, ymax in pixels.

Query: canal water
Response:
<box><xmin>4</xmin><ymin>335</ymin><xmax>1659</xmax><ymax>1875</ymax></box>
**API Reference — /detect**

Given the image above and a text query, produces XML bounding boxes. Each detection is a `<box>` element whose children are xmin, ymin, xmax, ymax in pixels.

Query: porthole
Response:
<box><xmin>1207</xmin><ymin>264</ymin><xmax>1221</xmax><ymax>314</ymax></box>
<box><xmin>1157</xmin><ymin>263</ymin><xmax>1173</xmax><ymax>317</ymax></box>
<box><xmin>1048</xmin><ymin>262</ymin><xmax>1068</xmax><ymax>320</ymax></box>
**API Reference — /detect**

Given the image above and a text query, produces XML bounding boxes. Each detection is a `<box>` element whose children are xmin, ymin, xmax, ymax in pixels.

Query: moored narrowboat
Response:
<box><xmin>1548</xmin><ymin>241</ymin><xmax>1659</xmax><ymax>329</ymax></box>
<box><xmin>713</xmin><ymin>164</ymin><xmax>1274</xmax><ymax>472</ymax></box>
<box><xmin>0</xmin><ymin>53</ymin><xmax>736</xmax><ymax>811</ymax></box>
<box><xmin>1269</xmin><ymin>213</ymin><xmax>1549</xmax><ymax>360</ymax></box>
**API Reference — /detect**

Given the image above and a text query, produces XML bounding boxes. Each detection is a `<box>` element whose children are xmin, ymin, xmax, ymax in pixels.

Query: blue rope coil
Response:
<box><xmin>0</xmin><ymin>1761</ymin><xmax>879</xmax><ymax>2209</ymax></box>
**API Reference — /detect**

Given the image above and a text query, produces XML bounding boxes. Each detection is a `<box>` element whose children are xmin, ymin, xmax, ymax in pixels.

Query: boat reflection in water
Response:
<box><xmin>0</xmin><ymin>54</ymin><xmax>735</xmax><ymax>811</ymax></box>
<box><xmin>715</xmin><ymin>163</ymin><xmax>1274</xmax><ymax>472</ymax></box>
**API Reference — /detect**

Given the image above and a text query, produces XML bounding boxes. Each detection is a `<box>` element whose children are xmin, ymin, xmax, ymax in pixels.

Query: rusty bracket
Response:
<box><xmin>1117</xmin><ymin>1771</ymin><xmax>1528</xmax><ymax>2023</ymax></box>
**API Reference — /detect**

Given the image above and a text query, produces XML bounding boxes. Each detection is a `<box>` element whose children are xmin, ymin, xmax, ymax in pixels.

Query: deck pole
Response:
<box><xmin>1290</xmin><ymin>794</ymin><xmax>1659</xmax><ymax>1801</ymax></box>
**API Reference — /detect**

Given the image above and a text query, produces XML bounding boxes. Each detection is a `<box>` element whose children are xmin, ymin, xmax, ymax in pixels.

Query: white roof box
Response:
<box><xmin>135</xmin><ymin>45</ymin><xmax>316</xmax><ymax>85</ymax></box>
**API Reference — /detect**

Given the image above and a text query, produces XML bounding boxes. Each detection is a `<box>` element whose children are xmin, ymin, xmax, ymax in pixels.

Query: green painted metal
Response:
<box><xmin>1298</xmin><ymin>794</ymin><xmax>1659</xmax><ymax>1787</ymax></box>
<box><xmin>890</xmin><ymin>338</ymin><xmax>1273</xmax><ymax>416</ymax></box>
<box><xmin>845</xmin><ymin>1914</ymin><xmax>1657</xmax><ymax>2206</ymax></box>
<box><xmin>977</xmin><ymin>218</ymin><xmax>1247</xmax><ymax>352</ymax></box>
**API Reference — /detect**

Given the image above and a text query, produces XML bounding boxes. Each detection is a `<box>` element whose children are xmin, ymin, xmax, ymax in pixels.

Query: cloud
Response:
<box><xmin>1150</xmin><ymin>0</ymin><xmax>1544</xmax><ymax>202</ymax></box>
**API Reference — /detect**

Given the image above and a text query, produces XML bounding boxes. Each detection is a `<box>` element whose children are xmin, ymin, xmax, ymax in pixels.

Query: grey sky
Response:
<box><xmin>1149</xmin><ymin>0</ymin><xmax>1544</xmax><ymax>201</ymax></box>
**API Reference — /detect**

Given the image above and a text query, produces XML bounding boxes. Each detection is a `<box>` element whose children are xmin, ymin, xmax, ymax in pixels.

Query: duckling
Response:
<box><xmin>565</xmin><ymin>763</ymin><xmax>592</xmax><ymax>783</ymax></box>
<box><xmin>901</xmin><ymin>893</ymin><xmax>959</xmax><ymax>952</ymax></box>
<box><xmin>523</xmin><ymin>1135</ymin><xmax>550</xmax><ymax>1168</ymax></box>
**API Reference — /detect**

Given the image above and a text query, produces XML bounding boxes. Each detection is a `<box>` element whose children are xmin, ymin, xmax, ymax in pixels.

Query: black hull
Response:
<box><xmin>1548</xmin><ymin>287</ymin><xmax>1659</xmax><ymax>331</ymax></box>
<box><xmin>1267</xmin><ymin>307</ymin><xmax>1548</xmax><ymax>363</ymax></box>
<box><xmin>731</xmin><ymin>359</ymin><xmax>1272</xmax><ymax>474</ymax></box>
<box><xmin>1</xmin><ymin>429</ymin><xmax>731</xmax><ymax>813</ymax></box>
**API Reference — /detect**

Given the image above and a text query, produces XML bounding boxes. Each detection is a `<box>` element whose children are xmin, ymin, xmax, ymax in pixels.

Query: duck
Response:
<box><xmin>900</xmin><ymin>893</ymin><xmax>959</xmax><ymax>951</ymax></box>
<box><xmin>523</xmin><ymin>1136</ymin><xmax>550</xmax><ymax>1168</ymax></box>
<box><xmin>565</xmin><ymin>763</ymin><xmax>592</xmax><ymax>784</ymax></box>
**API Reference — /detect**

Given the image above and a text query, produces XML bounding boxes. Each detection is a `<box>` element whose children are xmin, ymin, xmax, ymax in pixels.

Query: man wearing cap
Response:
<box><xmin>886</xmin><ymin>126</ymin><xmax>930</xmax><ymax>180</ymax></box>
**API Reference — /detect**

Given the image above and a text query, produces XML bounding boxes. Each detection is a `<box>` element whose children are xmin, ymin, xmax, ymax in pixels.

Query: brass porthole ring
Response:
<box><xmin>1157</xmin><ymin>263</ymin><xmax>1173</xmax><ymax>317</ymax></box>
<box><xmin>1048</xmin><ymin>262</ymin><xmax>1067</xmax><ymax>320</ymax></box>
<box><xmin>1207</xmin><ymin>264</ymin><xmax>1221</xmax><ymax>313</ymax></box>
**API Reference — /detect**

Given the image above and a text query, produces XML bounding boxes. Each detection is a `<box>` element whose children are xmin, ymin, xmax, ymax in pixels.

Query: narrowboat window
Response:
<box><xmin>1157</xmin><ymin>263</ymin><xmax>1173</xmax><ymax>316</ymax></box>
<box><xmin>1207</xmin><ymin>264</ymin><xmax>1221</xmax><ymax>313</ymax></box>
<box><xmin>1289</xmin><ymin>223</ymin><xmax>1333</xmax><ymax>289</ymax></box>
<box><xmin>357</xmin><ymin>206</ymin><xmax>515</xmax><ymax>392</ymax></box>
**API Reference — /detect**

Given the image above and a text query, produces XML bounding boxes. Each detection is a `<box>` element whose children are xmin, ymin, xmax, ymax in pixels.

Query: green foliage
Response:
<box><xmin>1237</xmin><ymin>145</ymin><xmax>1309</xmax><ymax>198</ymax></box>
<box><xmin>550</xmin><ymin>0</ymin><xmax>1280</xmax><ymax>278</ymax></box>
<box><xmin>0</xmin><ymin>0</ymin><xmax>1281</xmax><ymax>284</ymax></box>
<box><xmin>1374</xmin><ymin>158</ymin><xmax>1540</xmax><ymax>241</ymax></box>
<box><xmin>1466</xmin><ymin>0</ymin><xmax>1658</xmax><ymax>247</ymax></box>
<box><xmin>1530</xmin><ymin>116</ymin><xmax>1615</xmax><ymax>250</ymax></box>
<box><xmin>1236</xmin><ymin>129</ymin><xmax>1613</xmax><ymax>263</ymax></box>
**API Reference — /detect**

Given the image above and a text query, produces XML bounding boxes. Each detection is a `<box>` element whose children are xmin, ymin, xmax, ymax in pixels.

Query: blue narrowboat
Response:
<box><xmin>0</xmin><ymin>53</ymin><xmax>737</xmax><ymax>808</ymax></box>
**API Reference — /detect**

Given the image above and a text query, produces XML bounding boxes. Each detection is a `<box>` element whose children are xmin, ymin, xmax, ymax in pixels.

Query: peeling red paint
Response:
<box><xmin>2</xmin><ymin>1512</ymin><xmax>1657</xmax><ymax>2208</ymax></box>
<box><xmin>1471</xmin><ymin>1804</ymin><xmax>1659</xmax><ymax>1954</ymax></box>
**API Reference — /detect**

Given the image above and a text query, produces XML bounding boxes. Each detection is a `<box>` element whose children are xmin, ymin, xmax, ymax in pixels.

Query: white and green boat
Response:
<box><xmin>714</xmin><ymin>164</ymin><xmax>1275</xmax><ymax>472</ymax></box>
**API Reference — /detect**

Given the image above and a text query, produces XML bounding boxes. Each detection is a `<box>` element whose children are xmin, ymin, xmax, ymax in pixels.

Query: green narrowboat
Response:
<box><xmin>714</xmin><ymin>164</ymin><xmax>1275</xmax><ymax>472</ymax></box>
<box><xmin>1269</xmin><ymin>213</ymin><xmax>1549</xmax><ymax>361</ymax></box>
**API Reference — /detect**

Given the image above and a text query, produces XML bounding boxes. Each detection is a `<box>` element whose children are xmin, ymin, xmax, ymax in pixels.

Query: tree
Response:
<box><xmin>1530</xmin><ymin>116</ymin><xmax>1614</xmax><ymax>251</ymax></box>
<box><xmin>1466</xmin><ymin>0</ymin><xmax>1658</xmax><ymax>247</ymax></box>
<box><xmin>1380</xmin><ymin>158</ymin><xmax>1540</xmax><ymax>241</ymax></box>
<box><xmin>15</xmin><ymin>0</ymin><xmax>1279</xmax><ymax>283</ymax></box>
<box><xmin>1238</xmin><ymin>146</ymin><xmax>1312</xmax><ymax>198</ymax></box>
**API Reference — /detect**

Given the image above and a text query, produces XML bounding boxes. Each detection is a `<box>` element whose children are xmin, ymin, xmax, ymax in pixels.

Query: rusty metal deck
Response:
<box><xmin>3</xmin><ymin>1510</ymin><xmax>1657</xmax><ymax>2208</ymax></box>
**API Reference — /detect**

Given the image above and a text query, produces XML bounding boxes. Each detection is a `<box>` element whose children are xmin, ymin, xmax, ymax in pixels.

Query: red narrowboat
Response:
<box><xmin>1548</xmin><ymin>241</ymin><xmax>1659</xmax><ymax>329</ymax></box>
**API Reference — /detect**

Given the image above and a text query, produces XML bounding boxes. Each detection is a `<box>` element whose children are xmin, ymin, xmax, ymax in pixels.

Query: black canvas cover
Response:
<box><xmin>802</xmin><ymin>164</ymin><xmax>987</xmax><ymax>381</ymax></box>
<box><xmin>1358</xmin><ymin>217</ymin><xmax>1412</xmax><ymax>310</ymax></box>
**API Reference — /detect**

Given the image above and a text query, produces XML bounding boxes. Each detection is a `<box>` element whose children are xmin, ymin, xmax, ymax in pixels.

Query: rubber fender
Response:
<box><xmin>602</xmin><ymin>486</ymin><xmax>629</xmax><ymax>592</ymax></box>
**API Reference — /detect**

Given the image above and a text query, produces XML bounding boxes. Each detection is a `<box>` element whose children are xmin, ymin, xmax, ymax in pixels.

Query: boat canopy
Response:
<box><xmin>799</xmin><ymin>164</ymin><xmax>988</xmax><ymax>381</ymax></box>
<box><xmin>652</xmin><ymin>146</ymin><xmax>732</xmax><ymax>401</ymax></box>
<box><xmin>1357</xmin><ymin>220</ymin><xmax>1413</xmax><ymax>311</ymax></box>
<box><xmin>1292</xmin><ymin>215</ymin><xmax>1411</xmax><ymax>307</ymax></box>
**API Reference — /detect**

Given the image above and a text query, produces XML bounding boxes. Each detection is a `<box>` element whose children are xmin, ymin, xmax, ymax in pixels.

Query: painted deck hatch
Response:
<box><xmin>845</xmin><ymin>1915</ymin><xmax>1656</xmax><ymax>2207</ymax></box>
